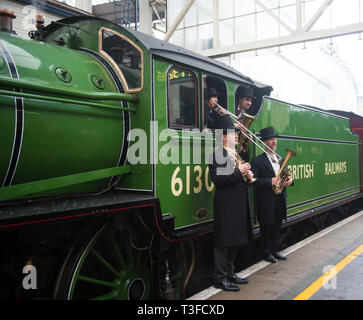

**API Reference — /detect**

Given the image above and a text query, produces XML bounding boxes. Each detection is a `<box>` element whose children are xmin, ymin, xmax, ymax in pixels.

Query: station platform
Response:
<box><xmin>188</xmin><ymin>210</ymin><xmax>363</xmax><ymax>300</ymax></box>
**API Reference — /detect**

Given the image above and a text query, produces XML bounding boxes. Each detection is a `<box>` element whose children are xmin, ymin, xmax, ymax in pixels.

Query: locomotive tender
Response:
<box><xmin>0</xmin><ymin>13</ymin><xmax>361</xmax><ymax>299</ymax></box>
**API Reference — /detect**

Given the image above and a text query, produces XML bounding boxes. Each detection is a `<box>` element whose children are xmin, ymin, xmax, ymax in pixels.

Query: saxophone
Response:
<box><xmin>272</xmin><ymin>149</ymin><xmax>296</xmax><ymax>194</ymax></box>
<box><xmin>237</xmin><ymin>113</ymin><xmax>255</xmax><ymax>153</ymax></box>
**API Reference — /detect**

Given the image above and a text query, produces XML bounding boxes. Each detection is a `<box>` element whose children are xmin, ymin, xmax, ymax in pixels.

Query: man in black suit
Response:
<box><xmin>251</xmin><ymin>127</ymin><xmax>293</xmax><ymax>263</ymax></box>
<box><xmin>209</xmin><ymin>115</ymin><xmax>254</xmax><ymax>292</ymax></box>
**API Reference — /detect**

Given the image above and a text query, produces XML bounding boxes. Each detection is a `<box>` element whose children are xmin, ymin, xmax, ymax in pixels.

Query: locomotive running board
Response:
<box><xmin>0</xmin><ymin>165</ymin><xmax>131</xmax><ymax>201</ymax></box>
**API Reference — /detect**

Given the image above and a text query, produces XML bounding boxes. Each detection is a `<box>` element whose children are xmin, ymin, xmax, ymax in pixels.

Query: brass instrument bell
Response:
<box><xmin>272</xmin><ymin>148</ymin><xmax>296</xmax><ymax>194</ymax></box>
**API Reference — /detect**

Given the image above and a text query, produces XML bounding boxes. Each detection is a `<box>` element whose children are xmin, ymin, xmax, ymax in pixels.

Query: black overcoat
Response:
<box><xmin>251</xmin><ymin>153</ymin><xmax>287</xmax><ymax>224</ymax></box>
<box><xmin>209</xmin><ymin>148</ymin><xmax>253</xmax><ymax>247</ymax></box>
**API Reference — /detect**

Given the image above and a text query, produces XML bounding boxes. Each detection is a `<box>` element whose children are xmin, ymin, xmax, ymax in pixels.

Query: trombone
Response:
<box><xmin>215</xmin><ymin>103</ymin><xmax>283</xmax><ymax>161</ymax></box>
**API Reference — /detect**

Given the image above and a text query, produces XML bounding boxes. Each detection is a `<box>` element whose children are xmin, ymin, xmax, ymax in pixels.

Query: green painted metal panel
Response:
<box><xmin>0</xmin><ymin>48</ymin><xmax>14</xmax><ymax>184</ymax></box>
<box><xmin>153</xmin><ymin>59</ymin><xmax>215</xmax><ymax>229</ymax></box>
<box><xmin>0</xmin><ymin>165</ymin><xmax>131</xmax><ymax>201</ymax></box>
<box><xmin>253</xmin><ymin>98</ymin><xmax>355</xmax><ymax>142</ymax></box>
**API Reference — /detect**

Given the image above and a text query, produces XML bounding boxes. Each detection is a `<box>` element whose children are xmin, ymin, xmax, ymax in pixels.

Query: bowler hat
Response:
<box><xmin>207</xmin><ymin>87</ymin><xmax>219</xmax><ymax>99</ymax></box>
<box><xmin>238</xmin><ymin>86</ymin><xmax>255</xmax><ymax>99</ymax></box>
<box><xmin>260</xmin><ymin>126</ymin><xmax>279</xmax><ymax>141</ymax></box>
<box><xmin>214</xmin><ymin>115</ymin><xmax>239</xmax><ymax>134</ymax></box>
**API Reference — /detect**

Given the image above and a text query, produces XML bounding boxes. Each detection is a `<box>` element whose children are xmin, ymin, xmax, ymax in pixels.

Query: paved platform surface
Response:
<box><xmin>188</xmin><ymin>210</ymin><xmax>363</xmax><ymax>300</ymax></box>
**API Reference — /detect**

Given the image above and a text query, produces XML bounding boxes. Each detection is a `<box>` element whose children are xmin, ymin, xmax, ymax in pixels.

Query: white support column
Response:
<box><xmin>139</xmin><ymin>0</ymin><xmax>153</xmax><ymax>35</ymax></box>
<box><xmin>296</xmin><ymin>0</ymin><xmax>302</xmax><ymax>32</ymax></box>
<box><xmin>213</xmin><ymin>0</ymin><xmax>219</xmax><ymax>49</ymax></box>
<box><xmin>164</xmin><ymin>0</ymin><xmax>195</xmax><ymax>42</ymax></box>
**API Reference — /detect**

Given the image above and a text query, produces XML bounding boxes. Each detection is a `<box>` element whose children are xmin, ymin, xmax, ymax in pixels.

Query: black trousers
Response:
<box><xmin>213</xmin><ymin>246</ymin><xmax>238</xmax><ymax>283</ymax></box>
<box><xmin>259</xmin><ymin>194</ymin><xmax>284</xmax><ymax>257</ymax></box>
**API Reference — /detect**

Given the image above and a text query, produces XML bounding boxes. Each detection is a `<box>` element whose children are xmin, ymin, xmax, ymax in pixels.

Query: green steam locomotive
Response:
<box><xmin>0</xmin><ymin>13</ymin><xmax>361</xmax><ymax>299</ymax></box>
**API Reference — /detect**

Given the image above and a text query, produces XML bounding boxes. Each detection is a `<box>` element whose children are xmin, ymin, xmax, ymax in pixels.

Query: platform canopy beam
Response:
<box><xmin>196</xmin><ymin>0</ymin><xmax>356</xmax><ymax>58</ymax></box>
<box><xmin>199</xmin><ymin>22</ymin><xmax>363</xmax><ymax>57</ymax></box>
<box><xmin>164</xmin><ymin>0</ymin><xmax>195</xmax><ymax>42</ymax></box>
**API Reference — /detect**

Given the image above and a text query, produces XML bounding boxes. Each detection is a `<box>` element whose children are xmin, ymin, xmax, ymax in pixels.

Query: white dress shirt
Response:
<box><xmin>267</xmin><ymin>152</ymin><xmax>280</xmax><ymax>175</ymax></box>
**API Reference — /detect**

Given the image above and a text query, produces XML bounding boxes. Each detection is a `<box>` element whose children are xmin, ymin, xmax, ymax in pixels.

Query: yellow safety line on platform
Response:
<box><xmin>294</xmin><ymin>243</ymin><xmax>363</xmax><ymax>300</ymax></box>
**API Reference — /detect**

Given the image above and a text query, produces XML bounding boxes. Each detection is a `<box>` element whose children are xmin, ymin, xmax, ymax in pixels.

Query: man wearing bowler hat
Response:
<box><xmin>204</xmin><ymin>87</ymin><xmax>226</xmax><ymax>129</ymax></box>
<box><xmin>236</xmin><ymin>86</ymin><xmax>254</xmax><ymax>118</ymax></box>
<box><xmin>251</xmin><ymin>127</ymin><xmax>293</xmax><ymax>263</ymax></box>
<box><xmin>208</xmin><ymin>114</ymin><xmax>254</xmax><ymax>291</ymax></box>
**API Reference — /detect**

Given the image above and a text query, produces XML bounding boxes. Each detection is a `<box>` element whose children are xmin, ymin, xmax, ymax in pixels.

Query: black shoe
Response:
<box><xmin>214</xmin><ymin>280</ymin><xmax>240</xmax><ymax>292</ymax></box>
<box><xmin>264</xmin><ymin>254</ymin><xmax>277</xmax><ymax>263</ymax></box>
<box><xmin>272</xmin><ymin>251</ymin><xmax>287</xmax><ymax>260</ymax></box>
<box><xmin>228</xmin><ymin>275</ymin><xmax>248</xmax><ymax>285</ymax></box>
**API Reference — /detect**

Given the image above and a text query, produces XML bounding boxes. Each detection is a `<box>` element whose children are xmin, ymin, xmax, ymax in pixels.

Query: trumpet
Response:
<box><xmin>224</xmin><ymin>147</ymin><xmax>256</xmax><ymax>184</ymax></box>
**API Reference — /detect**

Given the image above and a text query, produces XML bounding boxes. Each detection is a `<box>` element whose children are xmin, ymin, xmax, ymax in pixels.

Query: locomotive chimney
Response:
<box><xmin>0</xmin><ymin>9</ymin><xmax>16</xmax><ymax>33</ymax></box>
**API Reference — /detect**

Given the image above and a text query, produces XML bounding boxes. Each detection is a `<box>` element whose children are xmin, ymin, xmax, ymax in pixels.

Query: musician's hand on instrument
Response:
<box><xmin>237</xmin><ymin>162</ymin><xmax>244</xmax><ymax>174</ymax></box>
<box><xmin>271</xmin><ymin>177</ymin><xmax>279</xmax><ymax>186</ymax></box>
<box><xmin>241</xmin><ymin>127</ymin><xmax>248</xmax><ymax>134</ymax></box>
<box><xmin>283</xmin><ymin>177</ymin><xmax>293</xmax><ymax>187</ymax></box>
<box><xmin>234</xmin><ymin>123</ymin><xmax>243</xmax><ymax>130</ymax></box>
<box><xmin>242</xmin><ymin>163</ymin><xmax>251</xmax><ymax>173</ymax></box>
<box><xmin>246</xmin><ymin>170</ymin><xmax>254</xmax><ymax>180</ymax></box>
<box><xmin>238</xmin><ymin>162</ymin><xmax>249</xmax><ymax>175</ymax></box>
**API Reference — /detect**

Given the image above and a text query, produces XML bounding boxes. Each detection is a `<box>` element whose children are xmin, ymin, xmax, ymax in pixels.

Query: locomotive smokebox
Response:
<box><xmin>0</xmin><ymin>9</ymin><xmax>16</xmax><ymax>33</ymax></box>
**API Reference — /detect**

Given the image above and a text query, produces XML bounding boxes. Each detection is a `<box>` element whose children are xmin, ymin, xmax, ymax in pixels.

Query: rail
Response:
<box><xmin>0</xmin><ymin>76</ymin><xmax>138</xmax><ymax>111</ymax></box>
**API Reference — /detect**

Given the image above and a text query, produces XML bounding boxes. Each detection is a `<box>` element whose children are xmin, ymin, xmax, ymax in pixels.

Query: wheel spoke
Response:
<box><xmin>110</xmin><ymin>232</ymin><xmax>126</xmax><ymax>270</ymax></box>
<box><xmin>78</xmin><ymin>275</ymin><xmax>119</xmax><ymax>288</ymax></box>
<box><xmin>57</xmin><ymin>222</ymin><xmax>151</xmax><ymax>300</ymax></box>
<box><xmin>91</xmin><ymin>249</ymin><xmax>120</xmax><ymax>278</ymax></box>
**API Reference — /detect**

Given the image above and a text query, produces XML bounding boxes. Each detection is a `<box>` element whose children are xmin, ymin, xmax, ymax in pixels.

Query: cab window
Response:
<box><xmin>167</xmin><ymin>67</ymin><xmax>198</xmax><ymax>129</ymax></box>
<box><xmin>99</xmin><ymin>27</ymin><xmax>143</xmax><ymax>92</ymax></box>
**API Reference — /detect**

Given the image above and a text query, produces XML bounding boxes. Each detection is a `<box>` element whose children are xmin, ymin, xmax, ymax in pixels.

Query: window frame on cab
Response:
<box><xmin>98</xmin><ymin>27</ymin><xmax>144</xmax><ymax>93</ymax></box>
<box><xmin>167</xmin><ymin>66</ymin><xmax>199</xmax><ymax>130</ymax></box>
